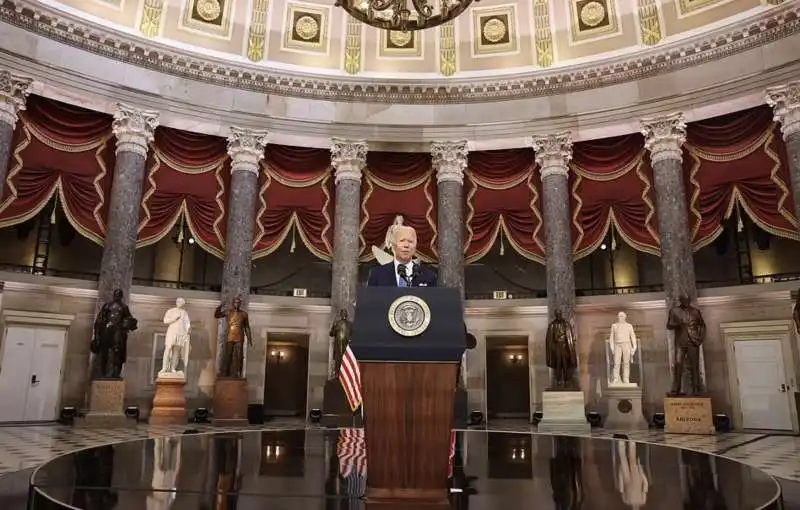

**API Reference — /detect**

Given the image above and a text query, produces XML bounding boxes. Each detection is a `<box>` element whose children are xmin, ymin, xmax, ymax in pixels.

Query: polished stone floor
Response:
<box><xmin>0</xmin><ymin>420</ymin><xmax>798</xmax><ymax>509</ymax></box>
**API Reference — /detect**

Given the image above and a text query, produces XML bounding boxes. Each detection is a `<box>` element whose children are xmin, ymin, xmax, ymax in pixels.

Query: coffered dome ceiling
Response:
<box><xmin>36</xmin><ymin>0</ymin><xmax>785</xmax><ymax>79</ymax></box>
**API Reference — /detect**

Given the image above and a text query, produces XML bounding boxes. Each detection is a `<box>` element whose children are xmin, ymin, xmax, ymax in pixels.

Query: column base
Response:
<box><xmin>213</xmin><ymin>377</ymin><xmax>248</xmax><ymax>426</ymax></box>
<box><xmin>604</xmin><ymin>386</ymin><xmax>648</xmax><ymax>430</ymax></box>
<box><xmin>149</xmin><ymin>376</ymin><xmax>187</xmax><ymax>425</ymax></box>
<box><xmin>80</xmin><ymin>379</ymin><xmax>132</xmax><ymax>428</ymax></box>
<box><xmin>537</xmin><ymin>391</ymin><xmax>590</xmax><ymax>434</ymax></box>
<box><xmin>664</xmin><ymin>396</ymin><xmax>715</xmax><ymax>435</ymax></box>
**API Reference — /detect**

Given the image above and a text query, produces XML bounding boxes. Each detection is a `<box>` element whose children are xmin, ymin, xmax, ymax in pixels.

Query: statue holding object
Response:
<box><xmin>545</xmin><ymin>309</ymin><xmax>578</xmax><ymax>390</ymax></box>
<box><xmin>159</xmin><ymin>297</ymin><xmax>191</xmax><ymax>378</ymax></box>
<box><xmin>215</xmin><ymin>297</ymin><xmax>253</xmax><ymax>379</ymax></box>
<box><xmin>329</xmin><ymin>309</ymin><xmax>352</xmax><ymax>379</ymax></box>
<box><xmin>91</xmin><ymin>288</ymin><xmax>138</xmax><ymax>379</ymax></box>
<box><xmin>371</xmin><ymin>214</ymin><xmax>408</xmax><ymax>265</ymax></box>
<box><xmin>666</xmin><ymin>295</ymin><xmax>706</xmax><ymax>396</ymax></box>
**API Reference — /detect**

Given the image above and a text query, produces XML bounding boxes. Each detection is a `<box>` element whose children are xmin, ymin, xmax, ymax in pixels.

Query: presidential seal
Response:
<box><xmin>388</xmin><ymin>295</ymin><xmax>431</xmax><ymax>337</ymax></box>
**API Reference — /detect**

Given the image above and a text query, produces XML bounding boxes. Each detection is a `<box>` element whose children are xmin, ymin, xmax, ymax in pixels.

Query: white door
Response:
<box><xmin>0</xmin><ymin>326</ymin><xmax>66</xmax><ymax>422</ymax></box>
<box><xmin>24</xmin><ymin>328</ymin><xmax>67</xmax><ymax>421</ymax></box>
<box><xmin>0</xmin><ymin>327</ymin><xmax>36</xmax><ymax>422</ymax></box>
<box><xmin>734</xmin><ymin>339</ymin><xmax>793</xmax><ymax>430</ymax></box>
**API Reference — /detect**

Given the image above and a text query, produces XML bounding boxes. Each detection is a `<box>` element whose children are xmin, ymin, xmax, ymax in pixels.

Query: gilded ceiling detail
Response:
<box><xmin>11</xmin><ymin>0</ymin><xmax>792</xmax><ymax>80</ymax></box>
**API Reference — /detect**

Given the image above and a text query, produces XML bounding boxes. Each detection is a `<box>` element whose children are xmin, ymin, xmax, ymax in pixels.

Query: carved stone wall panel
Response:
<box><xmin>458</xmin><ymin>2</ymin><xmax>534</xmax><ymax>72</ymax></box>
<box><xmin>362</xmin><ymin>27</ymin><xmax>435</xmax><ymax>73</ymax></box>
<box><xmin>56</xmin><ymin>0</ymin><xmax>138</xmax><ymax>27</ymax></box>
<box><xmin>162</xmin><ymin>0</ymin><xmax>246</xmax><ymax>52</ymax></box>
<box><xmin>268</xmin><ymin>0</ymin><xmax>342</xmax><ymax>69</ymax></box>
<box><xmin>552</xmin><ymin>0</ymin><xmax>637</xmax><ymax>59</ymax></box>
<box><xmin>662</xmin><ymin>0</ymin><xmax>761</xmax><ymax>36</ymax></box>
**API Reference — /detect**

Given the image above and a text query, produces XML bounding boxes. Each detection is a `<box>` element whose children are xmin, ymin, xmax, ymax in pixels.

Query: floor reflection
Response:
<box><xmin>29</xmin><ymin>429</ymin><xmax>781</xmax><ymax>510</ymax></box>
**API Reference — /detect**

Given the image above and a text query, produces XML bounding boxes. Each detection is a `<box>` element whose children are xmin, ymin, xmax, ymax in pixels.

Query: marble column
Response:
<box><xmin>766</xmin><ymin>81</ymin><xmax>800</xmax><ymax>228</ymax></box>
<box><xmin>531</xmin><ymin>132</ymin><xmax>575</xmax><ymax>320</ymax></box>
<box><xmin>220</xmin><ymin>127</ymin><xmax>268</xmax><ymax>307</ymax></box>
<box><xmin>0</xmin><ymin>71</ymin><xmax>33</xmax><ymax>198</ymax></box>
<box><xmin>96</xmin><ymin>104</ymin><xmax>159</xmax><ymax>306</ymax></box>
<box><xmin>641</xmin><ymin>113</ymin><xmax>696</xmax><ymax>305</ymax></box>
<box><xmin>330</xmin><ymin>139</ymin><xmax>368</xmax><ymax>318</ymax></box>
<box><xmin>431</xmin><ymin>140</ymin><xmax>468</xmax><ymax>296</ymax></box>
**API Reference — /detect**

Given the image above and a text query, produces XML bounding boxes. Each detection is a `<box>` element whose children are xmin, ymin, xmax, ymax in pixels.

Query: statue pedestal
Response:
<box><xmin>664</xmin><ymin>396</ymin><xmax>715</xmax><ymax>435</ymax></box>
<box><xmin>322</xmin><ymin>378</ymin><xmax>361</xmax><ymax>428</ymax></box>
<box><xmin>82</xmin><ymin>379</ymin><xmax>131</xmax><ymax>427</ymax></box>
<box><xmin>150</xmin><ymin>376</ymin><xmax>187</xmax><ymax>425</ymax></box>
<box><xmin>213</xmin><ymin>377</ymin><xmax>248</xmax><ymax>426</ymax></box>
<box><xmin>537</xmin><ymin>391</ymin><xmax>590</xmax><ymax>434</ymax></box>
<box><xmin>604</xmin><ymin>386</ymin><xmax>648</xmax><ymax>430</ymax></box>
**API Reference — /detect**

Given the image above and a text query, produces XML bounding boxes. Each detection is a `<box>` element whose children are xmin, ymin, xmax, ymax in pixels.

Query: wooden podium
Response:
<box><xmin>351</xmin><ymin>287</ymin><xmax>465</xmax><ymax>505</ymax></box>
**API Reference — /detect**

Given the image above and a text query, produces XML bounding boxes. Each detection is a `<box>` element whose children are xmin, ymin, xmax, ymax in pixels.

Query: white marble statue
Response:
<box><xmin>371</xmin><ymin>214</ymin><xmax>405</xmax><ymax>265</ymax></box>
<box><xmin>146</xmin><ymin>436</ymin><xmax>181</xmax><ymax>510</ymax></box>
<box><xmin>159</xmin><ymin>298</ymin><xmax>191</xmax><ymax>378</ymax></box>
<box><xmin>608</xmin><ymin>311</ymin><xmax>638</xmax><ymax>386</ymax></box>
<box><xmin>615</xmin><ymin>440</ymin><xmax>649</xmax><ymax>510</ymax></box>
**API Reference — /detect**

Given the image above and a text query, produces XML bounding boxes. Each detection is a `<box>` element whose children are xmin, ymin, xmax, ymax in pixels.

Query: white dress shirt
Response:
<box><xmin>393</xmin><ymin>259</ymin><xmax>414</xmax><ymax>286</ymax></box>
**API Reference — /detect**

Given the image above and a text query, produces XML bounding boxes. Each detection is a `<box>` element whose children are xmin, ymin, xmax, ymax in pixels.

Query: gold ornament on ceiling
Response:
<box><xmin>294</xmin><ymin>15</ymin><xmax>320</xmax><ymax>41</ymax></box>
<box><xmin>389</xmin><ymin>30</ymin><xmax>413</xmax><ymax>47</ymax></box>
<box><xmin>196</xmin><ymin>0</ymin><xmax>223</xmax><ymax>22</ymax></box>
<box><xmin>579</xmin><ymin>1</ymin><xmax>606</xmax><ymax>28</ymax></box>
<box><xmin>482</xmin><ymin>18</ymin><xmax>507</xmax><ymax>44</ymax></box>
<box><xmin>335</xmin><ymin>0</ymin><xmax>476</xmax><ymax>31</ymax></box>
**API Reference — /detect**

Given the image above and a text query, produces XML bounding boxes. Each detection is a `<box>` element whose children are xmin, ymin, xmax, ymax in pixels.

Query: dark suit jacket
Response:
<box><xmin>367</xmin><ymin>261</ymin><xmax>438</xmax><ymax>287</ymax></box>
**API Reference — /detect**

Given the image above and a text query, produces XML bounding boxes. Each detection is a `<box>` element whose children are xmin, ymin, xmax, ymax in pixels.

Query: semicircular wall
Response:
<box><xmin>0</xmin><ymin>0</ymin><xmax>798</xmax><ymax>148</ymax></box>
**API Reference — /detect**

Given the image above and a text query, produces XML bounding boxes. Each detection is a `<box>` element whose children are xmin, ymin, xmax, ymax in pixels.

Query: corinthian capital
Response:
<box><xmin>431</xmin><ymin>140</ymin><xmax>468</xmax><ymax>184</ymax></box>
<box><xmin>531</xmin><ymin>132</ymin><xmax>572</xmax><ymax>178</ymax></box>
<box><xmin>112</xmin><ymin>104</ymin><xmax>159</xmax><ymax>157</ymax></box>
<box><xmin>641</xmin><ymin>112</ymin><xmax>686</xmax><ymax>164</ymax></box>
<box><xmin>766</xmin><ymin>81</ymin><xmax>800</xmax><ymax>140</ymax></box>
<box><xmin>331</xmin><ymin>138</ymin><xmax>368</xmax><ymax>184</ymax></box>
<box><xmin>0</xmin><ymin>71</ymin><xmax>33</xmax><ymax>128</ymax></box>
<box><xmin>227</xmin><ymin>127</ymin><xmax>268</xmax><ymax>174</ymax></box>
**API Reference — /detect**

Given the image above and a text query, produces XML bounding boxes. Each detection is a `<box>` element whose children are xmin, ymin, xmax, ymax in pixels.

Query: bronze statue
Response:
<box><xmin>793</xmin><ymin>290</ymin><xmax>800</xmax><ymax>334</ymax></box>
<box><xmin>549</xmin><ymin>436</ymin><xmax>584</xmax><ymax>510</ymax></box>
<box><xmin>667</xmin><ymin>295</ymin><xmax>706</xmax><ymax>396</ymax></box>
<box><xmin>329</xmin><ymin>309</ymin><xmax>352</xmax><ymax>379</ymax></box>
<box><xmin>91</xmin><ymin>288</ymin><xmax>138</xmax><ymax>379</ymax></box>
<box><xmin>546</xmin><ymin>309</ymin><xmax>578</xmax><ymax>390</ymax></box>
<box><xmin>215</xmin><ymin>297</ymin><xmax>253</xmax><ymax>379</ymax></box>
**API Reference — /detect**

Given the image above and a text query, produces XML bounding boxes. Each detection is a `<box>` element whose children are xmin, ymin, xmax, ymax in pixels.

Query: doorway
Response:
<box><xmin>263</xmin><ymin>332</ymin><xmax>310</xmax><ymax>418</ymax></box>
<box><xmin>734</xmin><ymin>339</ymin><xmax>793</xmax><ymax>430</ymax></box>
<box><xmin>486</xmin><ymin>336</ymin><xmax>530</xmax><ymax>420</ymax></box>
<box><xmin>0</xmin><ymin>315</ymin><xmax>71</xmax><ymax>422</ymax></box>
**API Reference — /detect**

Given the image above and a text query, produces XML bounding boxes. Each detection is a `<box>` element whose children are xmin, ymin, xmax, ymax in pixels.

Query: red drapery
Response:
<box><xmin>253</xmin><ymin>145</ymin><xmax>333</xmax><ymax>259</ymax></box>
<box><xmin>0</xmin><ymin>96</ymin><xmax>113</xmax><ymax>243</ymax></box>
<box><xmin>685</xmin><ymin>106</ymin><xmax>798</xmax><ymax>249</ymax></box>
<box><xmin>360</xmin><ymin>152</ymin><xmax>437</xmax><ymax>261</ymax></box>
<box><xmin>465</xmin><ymin>149</ymin><xmax>544</xmax><ymax>263</ymax></box>
<box><xmin>570</xmin><ymin>134</ymin><xmax>660</xmax><ymax>258</ymax></box>
<box><xmin>138</xmin><ymin>127</ymin><xmax>229</xmax><ymax>257</ymax></box>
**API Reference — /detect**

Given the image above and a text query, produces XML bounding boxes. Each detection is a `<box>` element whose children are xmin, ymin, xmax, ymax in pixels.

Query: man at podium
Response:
<box><xmin>367</xmin><ymin>226</ymin><xmax>437</xmax><ymax>287</ymax></box>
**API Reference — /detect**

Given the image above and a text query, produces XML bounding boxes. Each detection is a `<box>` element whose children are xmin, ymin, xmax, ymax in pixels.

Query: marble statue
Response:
<box><xmin>793</xmin><ymin>290</ymin><xmax>800</xmax><ymax>334</ymax></box>
<box><xmin>666</xmin><ymin>295</ymin><xmax>706</xmax><ymax>396</ymax></box>
<box><xmin>91</xmin><ymin>288</ymin><xmax>138</xmax><ymax>379</ymax></box>
<box><xmin>159</xmin><ymin>298</ymin><xmax>191</xmax><ymax>379</ymax></box>
<box><xmin>608</xmin><ymin>312</ymin><xmax>638</xmax><ymax>386</ymax></box>
<box><xmin>545</xmin><ymin>309</ymin><xmax>578</xmax><ymax>390</ymax></box>
<box><xmin>146</xmin><ymin>436</ymin><xmax>181</xmax><ymax>510</ymax></box>
<box><xmin>371</xmin><ymin>214</ymin><xmax>406</xmax><ymax>265</ymax></box>
<box><xmin>615</xmin><ymin>440</ymin><xmax>648</xmax><ymax>510</ymax></box>
<box><xmin>329</xmin><ymin>308</ymin><xmax>352</xmax><ymax>379</ymax></box>
<box><xmin>215</xmin><ymin>296</ymin><xmax>253</xmax><ymax>379</ymax></box>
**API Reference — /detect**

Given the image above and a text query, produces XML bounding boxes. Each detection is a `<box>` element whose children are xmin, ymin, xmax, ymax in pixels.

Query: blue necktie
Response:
<box><xmin>398</xmin><ymin>275</ymin><xmax>409</xmax><ymax>287</ymax></box>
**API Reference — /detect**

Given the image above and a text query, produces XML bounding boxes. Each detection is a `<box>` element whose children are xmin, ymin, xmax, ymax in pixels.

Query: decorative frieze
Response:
<box><xmin>531</xmin><ymin>132</ymin><xmax>573</xmax><ymax>178</ymax></box>
<box><xmin>0</xmin><ymin>70</ymin><xmax>33</xmax><ymax>128</ymax></box>
<box><xmin>766</xmin><ymin>81</ymin><xmax>800</xmax><ymax>140</ymax></box>
<box><xmin>641</xmin><ymin>113</ymin><xmax>686</xmax><ymax>164</ymax></box>
<box><xmin>431</xmin><ymin>141</ymin><xmax>468</xmax><ymax>184</ymax></box>
<box><xmin>331</xmin><ymin>139</ymin><xmax>368</xmax><ymax>183</ymax></box>
<box><xmin>227</xmin><ymin>127</ymin><xmax>268</xmax><ymax>174</ymax></box>
<box><xmin>112</xmin><ymin>104</ymin><xmax>159</xmax><ymax>157</ymax></box>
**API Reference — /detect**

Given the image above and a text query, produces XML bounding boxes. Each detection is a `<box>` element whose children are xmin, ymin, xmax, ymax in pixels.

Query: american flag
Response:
<box><xmin>339</xmin><ymin>345</ymin><xmax>362</xmax><ymax>412</ymax></box>
<box><xmin>337</xmin><ymin>428</ymin><xmax>457</xmax><ymax>479</ymax></box>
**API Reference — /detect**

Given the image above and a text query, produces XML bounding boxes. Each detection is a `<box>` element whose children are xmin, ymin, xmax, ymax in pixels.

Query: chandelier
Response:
<box><xmin>335</xmin><ymin>0</ymin><xmax>478</xmax><ymax>31</ymax></box>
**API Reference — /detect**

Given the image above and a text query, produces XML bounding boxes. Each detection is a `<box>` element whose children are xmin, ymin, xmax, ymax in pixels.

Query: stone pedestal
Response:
<box><xmin>149</xmin><ymin>376</ymin><xmax>187</xmax><ymax>425</ymax></box>
<box><xmin>604</xmin><ymin>386</ymin><xmax>648</xmax><ymax>430</ymax></box>
<box><xmin>82</xmin><ymin>379</ymin><xmax>130</xmax><ymax>427</ymax></box>
<box><xmin>213</xmin><ymin>377</ymin><xmax>248</xmax><ymax>426</ymax></box>
<box><xmin>322</xmin><ymin>378</ymin><xmax>360</xmax><ymax>428</ymax></box>
<box><xmin>537</xmin><ymin>391</ymin><xmax>591</xmax><ymax>434</ymax></box>
<box><xmin>664</xmin><ymin>396</ymin><xmax>715</xmax><ymax>435</ymax></box>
